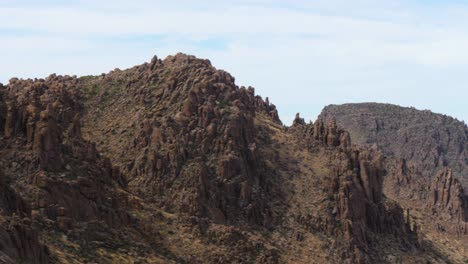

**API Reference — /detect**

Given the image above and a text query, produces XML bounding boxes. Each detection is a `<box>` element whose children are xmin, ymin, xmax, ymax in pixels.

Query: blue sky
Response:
<box><xmin>1</xmin><ymin>0</ymin><xmax>468</xmax><ymax>124</ymax></box>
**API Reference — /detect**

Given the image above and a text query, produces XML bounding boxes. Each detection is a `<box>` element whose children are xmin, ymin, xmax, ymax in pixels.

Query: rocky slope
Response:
<box><xmin>321</xmin><ymin>103</ymin><xmax>468</xmax><ymax>260</ymax></box>
<box><xmin>0</xmin><ymin>55</ymin><xmax>463</xmax><ymax>263</ymax></box>
<box><xmin>321</xmin><ymin>103</ymin><xmax>468</xmax><ymax>189</ymax></box>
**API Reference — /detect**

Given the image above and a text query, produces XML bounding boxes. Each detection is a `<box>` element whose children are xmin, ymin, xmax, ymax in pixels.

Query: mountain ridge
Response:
<box><xmin>0</xmin><ymin>53</ymin><xmax>465</xmax><ymax>263</ymax></box>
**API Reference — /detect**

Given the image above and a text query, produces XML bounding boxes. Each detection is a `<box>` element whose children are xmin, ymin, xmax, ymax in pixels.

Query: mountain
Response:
<box><xmin>0</xmin><ymin>54</ymin><xmax>464</xmax><ymax>263</ymax></box>
<box><xmin>321</xmin><ymin>103</ymin><xmax>468</xmax><ymax>189</ymax></box>
<box><xmin>321</xmin><ymin>103</ymin><xmax>468</xmax><ymax>260</ymax></box>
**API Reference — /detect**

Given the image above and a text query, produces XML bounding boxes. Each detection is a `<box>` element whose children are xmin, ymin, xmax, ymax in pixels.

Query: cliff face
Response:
<box><xmin>0</xmin><ymin>55</ymin><xmax>459</xmax><ymax>263</ymax></box>
<box><xmin>320</xmin><ymin>103</ymin><xmax>468</xmax><ymax>189</ymax></box>
<box><xmin>321</xmin><ymin>103</ymin><xmax>468</xmax><ymax>259</ymax></box>
<box><xmin>289</xmin><ymin>118</ymin><xmax>417</xmax><ymax>263</ymax></box>
<box><xmin>431</xmin><ymin>168</ymin><xmax>468</xmax><ymax>234</ymax></box>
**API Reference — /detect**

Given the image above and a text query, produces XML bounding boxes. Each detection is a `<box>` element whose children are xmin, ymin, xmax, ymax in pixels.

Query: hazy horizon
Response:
<box><xmin>2</xmin><ymin>0</ymin><xmax>468</xmax><ymax>124</ymax></box>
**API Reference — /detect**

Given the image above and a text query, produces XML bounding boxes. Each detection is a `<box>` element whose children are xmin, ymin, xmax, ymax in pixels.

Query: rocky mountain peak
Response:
<box><xmin>0</xmin><ymin>55</ymin><xmax>463</xmax><ymax>263</ymax></box>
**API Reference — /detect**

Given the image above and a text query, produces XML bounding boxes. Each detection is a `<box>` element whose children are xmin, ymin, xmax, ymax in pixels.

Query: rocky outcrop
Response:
<box><xmin>292</xmin><ymin>113</ymin><xmax>305</xmax><ymax>126</ymax></box>
<box><xmin>320</xmin><ymin>103</ymin><xmax>468</xmax><ymax>190</ymax></box>
<box><xmin>291</xmin><ymin>117</ymin><xmax>351</xmax><ymax>150</ymax></box>
<box><xmin>122</xmin><ymin>55</ymin><xmax>274</xmax><ymax>227</ymax></box>
<box><xmin>0</xmin><ymin>76</ymin><xmax>138</xmax><ymax>262</ymax></box>
<box><xmin>1</xmin><ymin>75</ymin><xmax>125</xmax><ymax>181</ymax></box>
<box><xmin>1</xmin><ymin>75</ymin><xmax>128</xmax><ymax>217</ymax></box>
<box><xmin>329</xmin><ymin>147</ymin><xmax>415</xmax><ymax>263</ymax></box>
<box><xmin>250</xmin><ymin>89</ymin><xmax>281</xmax><ymax>124</ymax></box>
<box><xmin>292</xmin><ymin>119</ymin><xmax>417</xmax><ymax>263</ymax></box>
<box><xmin>2</xmin><ymin>76</ymin><xmax>81</xmax><ymax>170</ymax></box>
<box><xmin>431</xmin><ymin>168</ymin><xmax>468</xmax><ymax>235</ymax></box>
<box><xmin>313</xmin><ymin>118</ymin><xmax>351</xmax><ymax>149</ymax></box>
<box><xmin>0</xmin><ymin>169</ymin><xmax>50</xmax><ymax>264</ymax></box>
<box><xmin>321</xmin><ymin>103</ymin><xmax>468</xmax><ymax>239</ymax></box>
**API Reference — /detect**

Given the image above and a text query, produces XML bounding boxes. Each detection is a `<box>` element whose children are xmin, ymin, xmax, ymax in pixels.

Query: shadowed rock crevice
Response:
<box><xmin>0</xmin><ymin>169</ymin><xmax>50</xmax><ymax>264</ymax></box>
<box><xmin>431</xmin><ymin>168</ymin><xmax>468</xmax><ymax>235</ymax></box>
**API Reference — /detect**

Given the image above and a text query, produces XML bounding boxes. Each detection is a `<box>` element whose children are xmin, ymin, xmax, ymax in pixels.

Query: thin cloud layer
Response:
<box><xmin>1</xmin><ymin>0</ymin><xmax>467</xmax><ymax>124</ymax></box>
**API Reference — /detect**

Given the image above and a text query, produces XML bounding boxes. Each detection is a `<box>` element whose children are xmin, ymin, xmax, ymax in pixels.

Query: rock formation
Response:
<box><xmin>0</xmin><ymin>54</ymin><xmax>458</xmax><ymax>263</ymax></box>
<box><xmin>331</xmin><ymin>147</ymin><xmax>417</xmax><ymax>262</ymax></box>
<box><xmin>291</xmin><ymin>117</ymin><xmax>351</xmax><ymax>150</ymax></box>
<box><xmin>321</xmin><ymin>103</ymin><xmax>468</xmax><ymax>259</ymax></box>
<box><xmin>431</xmin><ymin>168</ymin><xmax>468</xmax><ymax>235</ymax></box>
<box><xmin>0</xmin><ymin>169</ymin><xmax>50</xmax><ymax>263</ymax></box>
<box><xmin>0</xmin><ymin>77</ymin><xmax>148</xmax><ymax>262</ymax></box>
<box><xmin>320</xmin><ymin>103</ymin><xmax>468</xmax><ymax>189</ymax></box>
<box><xmin>291</xmin><ymin>119</ymin><xmax>417</xmax><ymax>263</ymax></box>
<box><xmin>78</xmin><ymin>54</ymin><xmax>283</xmax><ymax>229</ymax></box>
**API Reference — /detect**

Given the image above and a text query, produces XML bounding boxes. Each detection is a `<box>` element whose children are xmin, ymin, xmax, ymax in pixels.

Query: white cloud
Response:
<box><xmin>1</xmin><ymin>0</ymin><xmax>468</xmax><ymax>124</ymax></box>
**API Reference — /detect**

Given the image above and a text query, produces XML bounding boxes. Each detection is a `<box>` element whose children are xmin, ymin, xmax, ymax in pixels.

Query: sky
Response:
<box><xmin>1</xmin><ymin>0</ymin><xmax>468</xmax><ymax>124</ymax></box>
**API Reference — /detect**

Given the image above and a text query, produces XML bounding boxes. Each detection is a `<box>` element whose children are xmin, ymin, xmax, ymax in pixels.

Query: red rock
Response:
<box><xmin>431</xmin><ymin>168</ymin><xmax>468</xmax><ymax>226</ymax></box>
<box><xmin>57</xmin><ymin>207</ymin><xmax>66</xmax><ymax>217</ymax></box>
